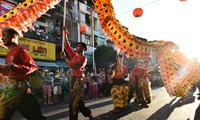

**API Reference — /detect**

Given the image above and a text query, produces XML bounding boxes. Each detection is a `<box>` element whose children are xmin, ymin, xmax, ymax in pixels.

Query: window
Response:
<box><xmin>86</xmin><ymin>6</ymin><xmax>90</xmax><ymax>12</ymax></box>
<box><xmin>85</xmin><ymin>35</ymin><xmax>91</xmax><ymax>45</ymax></box>
<box><xmin>85</xmin><ymin>14</ymin><xmax>90</xmax><ymax>25</ymax></box>
<box><xmin>94</xmin><ymin>17</ymin><xmax>98</xmax><ymax>30</ymax></box>
<box><xmin>100</xmin><ymin>41</ymin><xmax>104</xmax><ymax>46</ymax></box>
<box><xmin>55</xmin><ymin>20</ymin><xmax>60</xmax><ymax>26</ymax></box>
<box><xmin>80</xmin><ymin>13</ymin><xmax>85</xmax><ymax>22</ymax></box>
<box><xmin>94</xmin><ymin>36</ymin><xmax>98</xmax><ymax>47</ymax></box>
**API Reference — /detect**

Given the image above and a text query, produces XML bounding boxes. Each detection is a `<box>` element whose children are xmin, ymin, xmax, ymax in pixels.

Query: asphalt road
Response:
<box><xmin>12</xmin><ymin>86</ymin><xmax>200</xmax><ymax>120</ymax></box>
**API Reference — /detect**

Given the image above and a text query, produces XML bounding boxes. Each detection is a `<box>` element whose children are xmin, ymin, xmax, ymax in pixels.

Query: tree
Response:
<box><xmin>124</xmin><ymin>58</ymin><xmax>137</xmax><ymax>71</ymax></box>
<box><xmin>94</xmin><ymin>45</ymin><xmax>117</xmax><ymax>71</ymax></box>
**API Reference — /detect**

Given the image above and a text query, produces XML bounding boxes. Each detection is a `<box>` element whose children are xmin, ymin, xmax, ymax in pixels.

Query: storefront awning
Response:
<box><xmin>56</xmin><ymin>61</ymin><xmax>68</xmax><ymax>68</ymax></box>
<box><xmin>0</xmin><ymin>58</ymin><xmax>5</xmax><ymax>65</ymax></box>
<box><xmin>35</xmin><ymin>61</ymin><xmax>59</xmax><ymax>67</ymax></box>
<box><xmin>0</xmin><ymin>58</ymin><xmax>68</xmax><ymax>68</ymax></box>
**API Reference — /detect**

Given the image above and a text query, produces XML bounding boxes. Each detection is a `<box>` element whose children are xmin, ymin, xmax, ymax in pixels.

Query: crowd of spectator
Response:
<box><xmin>83</xmin><ymin>68</ymin><xmax>113</xmax><ymax>100</ymax></box>
<box><xmin>27</xmin><ymin>67</ymin><xmax>116</xmax><ymax>105</ymax></box>
<box><xmin>27</xmin><ymin>63</ymin><xmax>163</xmax><ymax>105</ymax></box>
<box><xmin>23</xmin><ymin>27</ymin><xmax>62</xmax><ymax>44</ymax></box>
<box><xmin>27</xmin><ymin>67</ymin><xmax>69</xmax><ymax>105</ymax></box>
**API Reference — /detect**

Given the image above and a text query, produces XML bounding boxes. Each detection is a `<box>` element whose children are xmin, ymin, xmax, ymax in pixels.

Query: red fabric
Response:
<box><xmin>113</xmin><ymin>64</ymin><xmax>128</xmax><ymax>79</ymax></box>
<box><xmin>65</xmin><ymin>44</ymin><xmax>87</xmax><ymax>78</ymax></box>
<box><xmin>0</xmin><ymin>46</ymin><xmax>38</xmax><ymax>80</ymax></box>
<box><xmin>92</xmin><ymin>82</ymin><xmax>98</xmax><ymax>98</ymax></box>
<box><xmin>131</xmin><ymin>65</ymin><xmax>146</xmax><ymax>78</ymax></box>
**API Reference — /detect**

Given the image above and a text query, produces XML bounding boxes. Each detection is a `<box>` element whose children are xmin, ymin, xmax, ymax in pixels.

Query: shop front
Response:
<box><xmin>0</xmin><ymin>37</ymin><xmax>62</xmax><ymax>68</ymax></box>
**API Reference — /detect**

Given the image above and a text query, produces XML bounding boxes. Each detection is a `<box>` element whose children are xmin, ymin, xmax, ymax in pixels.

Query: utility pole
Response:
<box><xmin>91</xmin><ymin>8</ymin><xmax>96</xmax><ymax>71</ymax></box>
<box><xmin>78</xmin><ymin>1</ymin><xmax>81</xmax><ymax>42</ymax></box>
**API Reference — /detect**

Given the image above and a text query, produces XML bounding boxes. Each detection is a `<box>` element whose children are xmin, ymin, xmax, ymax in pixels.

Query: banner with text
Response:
<box><xmin>0</xmin><ymin>37</ymin><xmax>56</xmax><ymax>61</ymax></box>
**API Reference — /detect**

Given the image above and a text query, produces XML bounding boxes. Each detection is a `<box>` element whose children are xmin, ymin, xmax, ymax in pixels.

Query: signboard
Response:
<box><xmin>0</xmin><ymin>0</ymin><xmax>15</xmax><ymax>16</ymax></box>
<box><xmin>0</xmin><ymin>37</ymin><xmax>56</xmax><ymax>61</ymax></box>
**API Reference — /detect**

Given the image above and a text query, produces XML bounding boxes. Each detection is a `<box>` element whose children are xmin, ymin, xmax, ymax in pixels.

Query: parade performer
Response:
<box><xmin>0</xmin><ymin>27</ymin><xmax>46</xmax><ymax>120</ymax></box>
<box><xmin>130</xmin><ymin>60</ymin><xmax>149</xmax><ymax>108</ymax></box>
<box><xmin>111</xmin><ymin>54</ymin><xmax>129</xmax><ymax>113</ymax></box>
<box><xmin>143</xmin><ymin>59</ymin><xmax>158</xmax><ymax>103</ymax></box>
<box><xmin>60</xmin><ymin>27</ymin><xmax>93</xmax><ymax>120</ymax></box>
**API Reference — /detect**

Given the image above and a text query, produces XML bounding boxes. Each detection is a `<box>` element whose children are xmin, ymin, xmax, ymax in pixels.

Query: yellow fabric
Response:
<box><xmin>0</xmin><ymin>78</ymin><xmax>26</xmax><ymax>119</ymax></box>
<box><xmin>111</xmin><ymin>85</ymin><xmax>129</xmax><ymax>109</ymax></box>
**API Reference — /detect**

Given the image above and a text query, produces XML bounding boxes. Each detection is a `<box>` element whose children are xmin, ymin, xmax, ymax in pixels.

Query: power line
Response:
<box><xmin>116</xmin><ymin>0</ymin><xmax>161</xmax><ymax>16</ymax></box>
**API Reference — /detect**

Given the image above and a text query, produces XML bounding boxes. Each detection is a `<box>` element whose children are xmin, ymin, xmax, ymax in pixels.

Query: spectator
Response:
<box><xmin>97</xmin><ymin>69</ymin><xmax>104</xmax><ymax>98</ymax></box>
<box><xmin>42</xmin><ymin>70</ymin><xmax>53</xmax><ymax>105</ymax></box>
<box><xmin>91</xmin><ymin>77</ymin><xmax>98</xmax><ymax>99</ymax></box>
<box><xmin>104</xmin><ymin>68</ymin><xmax>111</xmax><ymax>96</ymax></box>
<box><xmin>53</xmin><ymin>68</ymin><xmax>62</xmax><ymax>103</ymax></box>
<box><xmin>84</xmin><ymin>72</ymin><xmax>90</xmax><ymax>100</ymax></box>
<box><xmin>60</xmin><ymin>71</ymin><xmax>69</xmax><ymax>101</ymax></box>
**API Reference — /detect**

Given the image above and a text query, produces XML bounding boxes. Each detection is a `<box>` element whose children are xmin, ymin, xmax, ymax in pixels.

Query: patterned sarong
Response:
<box><xmin>0</xmin><ymin>77</ymin><xmax>26</xmax><ymax>119</ymax></box>
<box><xmin>131</xmin><ymin>77</ymin><xmax>152</xmax><ymax>102</ymax></box>
<box><xmin>69</xmin><ymin>76</ymin><xmax>84</xmax><ymax>117</ymax></box>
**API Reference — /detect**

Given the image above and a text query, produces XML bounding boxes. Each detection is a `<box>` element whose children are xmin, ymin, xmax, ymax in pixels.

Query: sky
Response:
<box><xmin>112</xmin><ymin>0</ymin><xmax>200</xmax><ymax>60</ymax></box>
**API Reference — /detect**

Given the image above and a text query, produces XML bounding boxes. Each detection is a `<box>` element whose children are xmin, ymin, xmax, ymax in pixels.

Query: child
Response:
<box><xmin>91</xmin><ymin>76</ymin><xmax>98</xmax><ymax>99</ymax></box>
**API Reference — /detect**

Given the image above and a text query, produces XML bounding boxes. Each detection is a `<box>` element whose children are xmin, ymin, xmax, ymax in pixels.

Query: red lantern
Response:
<box><xmin>133</xmin><ymin>8</ymin><xmax>143</xmax><ymax>17</ymax></box>
<box><xmin>80</xmin><ymin>26</ymin><xmax>86</xmax><ymax>33</ymax></box>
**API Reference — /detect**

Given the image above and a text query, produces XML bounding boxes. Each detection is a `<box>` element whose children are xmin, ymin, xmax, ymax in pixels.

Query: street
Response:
<box><xmin>13</xmin><ymin>86</ymin><xmax>200</xmax><ymax>120</ymax></box>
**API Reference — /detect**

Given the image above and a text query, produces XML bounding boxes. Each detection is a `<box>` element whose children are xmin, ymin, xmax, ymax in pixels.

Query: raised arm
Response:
<box><xmin>62</xmin><ymin>26</ymin><xmax>76</xmax><ymax>59</ymax></box>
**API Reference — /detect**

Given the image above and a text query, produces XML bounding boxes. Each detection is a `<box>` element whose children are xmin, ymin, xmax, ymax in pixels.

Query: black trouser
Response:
<box><xmin>112</xmin><ymin>78</ymin><xmax>125</xmax><ymax>86</ymax></box>
<box><xmin>69</xmin><ymin>98</ymin><xmax>91</xmax><ymax>120</ymax></box>
<box><xmin>104</xmin><ymin>83</ymin><xmax>110</xmax><ymax>96</ymax></box>
<box><xmin>4</xmin><ymin>94</ymin><xmax>46</xmax><ymax>120</ymax></box>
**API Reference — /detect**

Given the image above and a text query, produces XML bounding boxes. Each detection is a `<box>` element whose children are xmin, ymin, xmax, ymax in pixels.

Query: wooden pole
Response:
<box><xmin>62</xmin><ymin>0</ymin><xmax>67</xmax><ymax>51</ymax></box>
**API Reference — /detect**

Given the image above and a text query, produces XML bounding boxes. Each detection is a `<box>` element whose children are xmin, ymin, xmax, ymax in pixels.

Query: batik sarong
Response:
<box><xmin>0</xmin><ymin>76</ymin><xmax>26</xmax><ymax>119</ymax></box>
<box><xmin>69</xmin><ymin>76</ymin><xmax>84</xmax><ymax>118</ymax></box>
<box><xmin>132</xmin><ymin>77</ymin><xmax>152</xmax><ymax>103</ymax></box>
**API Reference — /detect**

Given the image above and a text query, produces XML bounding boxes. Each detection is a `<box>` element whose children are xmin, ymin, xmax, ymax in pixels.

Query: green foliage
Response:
<box><xmin>94</xmin><ymin>45</ymin><xmax>117</xmax><ymax>70</ymax></box>
<box><xmin>124</xmin><ymin>58</ymin><xmax>137</xmax><ymax>71</ymax></box>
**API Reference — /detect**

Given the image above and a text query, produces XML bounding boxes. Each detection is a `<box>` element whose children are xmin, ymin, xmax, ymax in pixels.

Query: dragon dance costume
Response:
<box><xmin>64</xmin><ymin>44</ymin><xmax>91</xmax><ymax>120</ymax></box>
<box><xmin>111</xmin><ymin>63</ymin><xmax>129</xmax><ymax>112</ymax></box>
<box><xmin>0</xmin><ymin>45</ymin><xmax>43</xmax><ymax>119</ymax></box>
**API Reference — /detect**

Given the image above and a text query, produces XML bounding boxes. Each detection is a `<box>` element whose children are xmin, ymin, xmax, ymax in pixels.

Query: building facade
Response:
<box><xmin>0</xmin><ymin>0</ymin><xmax>108</xmax><ymax>70</ymax></box>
